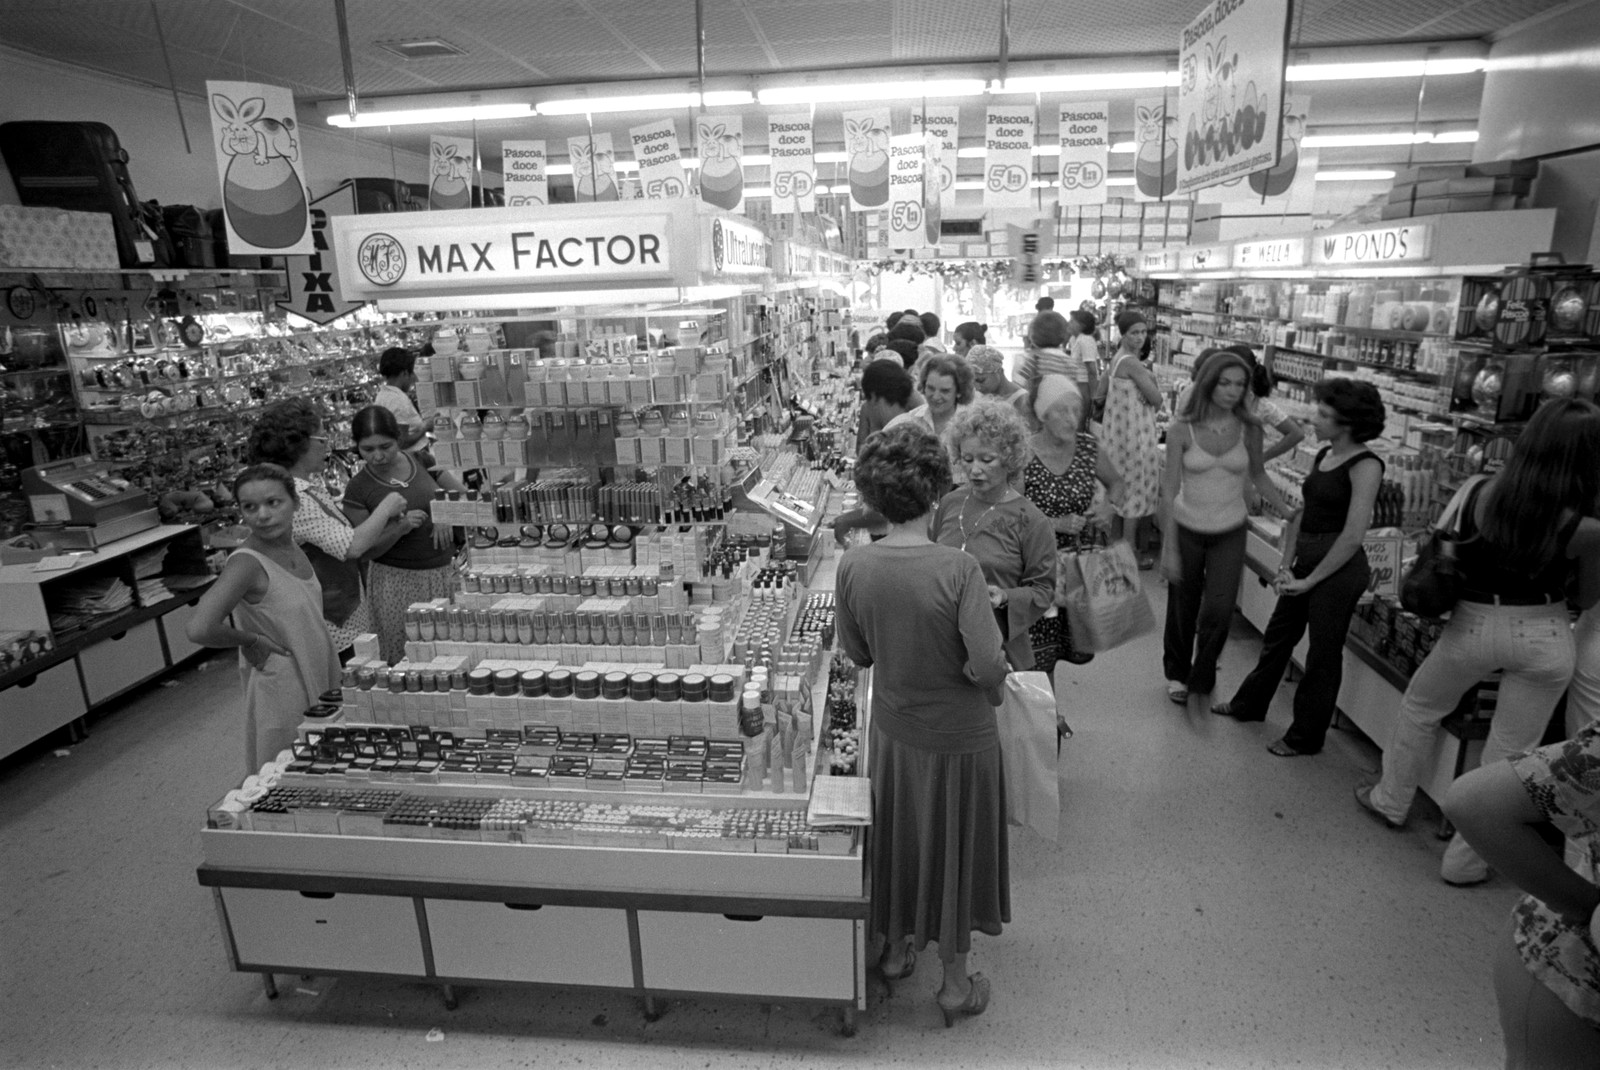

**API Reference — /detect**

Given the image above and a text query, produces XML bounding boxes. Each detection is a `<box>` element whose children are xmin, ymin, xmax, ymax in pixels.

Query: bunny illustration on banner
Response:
<box><xmin>1134</xmin><ymin>103</ymin><xmax>1178</xmax><ymax>199</ymax></box>
<box><xmin>1249</xmin><ymin>100</ymin><xmax>1306</xmax><ymax>196</ymax></box>
<box><xmin>211</xmin><ymin>91</ymin><xmax>307</xmax><ymax>249</ymax></box>
<box><xmin>570</xmin><ymin>138</ymin><xmax>619</xmax><ymax>202</ymax></box>
<box><xmin>697</xmin><ymin>119</ymin><xmax>744</xmax><ymax>210</ymax></box>
<box><xmin>843</xmin><ymin>115</ymin><xmax>891</xmax><ymax>208</ymax></box>
<box><xmin>429</xmin><ymin>139</ymin><xmax>474</xmax><ymax>210</ymax></box>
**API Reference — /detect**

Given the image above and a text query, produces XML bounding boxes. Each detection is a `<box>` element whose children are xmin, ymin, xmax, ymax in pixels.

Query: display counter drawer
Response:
<box><xmin>159</xmin><ymin>598</ymin><xmax>206</xmax><ymax>664</ymax></box>
<box><xmin>0</xmin><ymin>660</ymin><xmax>86</xmax><ymax>757</ymax></box>
<box><xmin>426</xmin><ymin>900</ymin><xmax>634</xmax><ymax>987</ymax></box>
<box><xmin>637</xmin><ymin>910</ymin><xmax>855</xmax><ymax>1000</ymax></box>
<box><xmin>220</xmin><ymin>887</ymin><xmax>427</xmax><ymax>976</ymax></box>
<box><xmin>79</xmin><ymin>620</ymin><xmax>165</xmax><ymax>706</ymax></box>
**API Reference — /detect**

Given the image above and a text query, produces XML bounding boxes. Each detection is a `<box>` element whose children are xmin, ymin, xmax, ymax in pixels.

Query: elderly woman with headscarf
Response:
<box><xmin>968</xmin><ymin>345</ymin><xmax>1033</xmax><ymax>428</ymax></box>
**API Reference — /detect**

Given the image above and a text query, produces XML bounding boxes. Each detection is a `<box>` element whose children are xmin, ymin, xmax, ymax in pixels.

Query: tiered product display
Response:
<box><xmin>196</xmin><ymin>198</ymin><xmax>873</xmax><ymax>1031</ymax></box>
<box><xmin>1140</xmin><ymin>206</ymin><xmax>1599</xmax><ymax>806</ymax></box>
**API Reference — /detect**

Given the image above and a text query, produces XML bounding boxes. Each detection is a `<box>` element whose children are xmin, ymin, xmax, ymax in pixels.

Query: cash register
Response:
<box><xmin>21</xmin><ymin>457</ymin><xmax>159</xmax><ymax>548</ymax></box>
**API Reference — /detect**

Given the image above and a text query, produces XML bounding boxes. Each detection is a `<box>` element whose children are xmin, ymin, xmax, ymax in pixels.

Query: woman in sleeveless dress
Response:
<box><xmin>1097</xmin><ymin>311</ymin><xmax>1164</xmax><ymax>566</ymax></box>
<box><xmin>1158</xmin><ymin>352</ymin><xmax>1294</xmax><ymax>710</ymax></box>
<box><xmin>187</xmin><ymin>464</ymin><xmax>339</xmax><ymax>776</ymax></box>
<box><xmin>1212</xmin><ymin>379</ymin><xmax>1386</xmax><ymax>757</ymax></box>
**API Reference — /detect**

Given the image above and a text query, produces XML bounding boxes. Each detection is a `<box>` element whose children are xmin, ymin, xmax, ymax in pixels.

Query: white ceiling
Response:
<box><xmin>0</xmin><ymin>0</ymin><xmax>1569</xmax><ymax>175</ymax></box>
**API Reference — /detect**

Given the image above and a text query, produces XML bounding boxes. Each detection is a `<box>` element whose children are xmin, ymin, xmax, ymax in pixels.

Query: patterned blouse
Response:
<box><xmin>1509</xmin><ymin>724</ymin><xmax>1600</xmax><ymax>1027</ymax></box>
<box><xmin>292</xmin><ymin>476</ymin><xmax>372</xmax><ymax>652</ymax></box>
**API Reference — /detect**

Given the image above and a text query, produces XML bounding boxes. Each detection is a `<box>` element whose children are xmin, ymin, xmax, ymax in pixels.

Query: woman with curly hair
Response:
<box><xmin>248</xmin><ymin>398</ymin><xmax>417</xmax><ymax>659</ymax></box>
<box><xmin>886</xmin><ymin>353</ymin><xmax>974</xmax><ymax>444</ymax></box>
<box><xmin>1212</xmin><ymin>379</ymin><xmax>1386</xmax><ymax>756</ymax></box>
<box><xmin>1359</xmin><ymin>398</ymin><xmax>1600</xmax><ymax>886</ymax></box>
<box><xmin>931</xmin><ymin>400</ymin><xmax>1057</xmax><ymax>670</ymax></box>
<box><xmin>835</xmin><ymin>425</ymin><xmax>1009</xmax><ymax>1026</ymax></box>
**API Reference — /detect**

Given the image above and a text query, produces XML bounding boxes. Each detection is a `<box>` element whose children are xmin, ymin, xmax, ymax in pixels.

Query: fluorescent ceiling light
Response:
<box><xmin>536</xmin><ymin>90</ymin><xmax>752</xmax><ymax>115</ymax></box>
<box><xmin>1302</xmin><ymin>130</ymin><xmax>1477</xmax><ymax>147</ymax></box>
<box><xmin>327</xmin><ymin>102</ymin><xmax>532</xmax><ymax>127</ymax></box>
<box><xmin>1286</xmin><ymin>58</ymin><xmax>1484</xmax><ymax>81</ymax></box>
<box><xmin>1315</xmin><ymin>170</ymin><xmax>1397</xmax><ymax>181</ymax></box>
<box><xmin>1106</xmin><ymin>177</ymin><xmax>1136</xmax><ymax>186</ymax></box>
<box><xmin>816</xmin><ymin>151</ymin><xmax>849</xmax><ymax>163</ymax></box>
<box><xmin>758</xmin><ymin>79</ymin><xmax>985</xmax><ymax>105</ymax></box>
<box><xmin>1111</xmin><ymin>141</ymin><xmax>1137</xmax><ymax>153</ymax></box>
<box><xmin>992</xmin><ymin>71</ymin><xmax>1178</xmax><ymax>93</ymax></box>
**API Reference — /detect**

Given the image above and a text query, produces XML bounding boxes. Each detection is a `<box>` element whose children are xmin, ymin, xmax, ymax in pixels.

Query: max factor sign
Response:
<box><xmin>331</xmin><ymin>212</ymin><xmax>673</xmax><ymax>297</ymax></box>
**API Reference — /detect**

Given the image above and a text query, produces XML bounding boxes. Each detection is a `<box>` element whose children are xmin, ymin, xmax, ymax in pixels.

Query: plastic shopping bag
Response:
<box><xmin>995</xmin><ymin>670</ymin><xmax>1059</xmax><ymax>842</ymax></box>
<box><xmin>1064</xmin><ymin>541</ymin><xmax>1156</xmax><ymax>652</ymax></box>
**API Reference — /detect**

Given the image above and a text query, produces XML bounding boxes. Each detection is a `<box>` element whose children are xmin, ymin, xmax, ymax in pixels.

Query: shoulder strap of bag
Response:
<box><xmin>1435</xmin><ymin>474</ymin><xmax>1489</xmax><ymax>537</ymax></box>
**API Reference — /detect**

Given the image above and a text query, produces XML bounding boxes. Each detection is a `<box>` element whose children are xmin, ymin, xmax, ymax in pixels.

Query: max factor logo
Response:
<box><xmin>357</xmin><ymin>233</ymin><xmax>405</xmax><ymax>286</ymax></box>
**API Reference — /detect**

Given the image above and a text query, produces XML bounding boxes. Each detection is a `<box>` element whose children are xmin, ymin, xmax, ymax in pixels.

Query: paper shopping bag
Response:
<box><xmin>1064</xmin><ymin>541</ymin><xmax>1156</xmax><ymax>652</ymax></box>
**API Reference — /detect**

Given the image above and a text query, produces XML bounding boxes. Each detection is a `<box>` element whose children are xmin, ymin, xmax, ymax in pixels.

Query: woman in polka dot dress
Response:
<box><xmin>1097</xmin><ymin>311</ymin><xmax>1164</xmax><ymax>567</ymax></box>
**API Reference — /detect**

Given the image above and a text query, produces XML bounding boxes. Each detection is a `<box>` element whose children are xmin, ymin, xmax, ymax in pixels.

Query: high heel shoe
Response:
<box><xmin>878</xmin><ymin>942</ymin><xmax>916</xmax><ymax>981</ymax></box>
<box><xmin>937</xmin><ymin>972</ymin><xmax>991</xmax><ymax>1027</ymax></box>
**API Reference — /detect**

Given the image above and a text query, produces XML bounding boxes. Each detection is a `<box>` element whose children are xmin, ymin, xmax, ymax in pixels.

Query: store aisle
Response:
<box><xmin>0</xmin><ymin>581</ymin><xmax>1515</xmax><ymax>1069</ymax></box>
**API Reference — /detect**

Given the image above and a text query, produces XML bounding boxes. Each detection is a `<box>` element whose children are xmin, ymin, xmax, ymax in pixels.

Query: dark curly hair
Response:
<box><xmin>888</xmin><ymin>320</ymin><xmax>927</xmax><ymax>346</ymax></box>
<box><xmin>1029</xmin><ymin>310</ymin><xmax>1071</xmax><ymax>349</ymax></box>
<box><xmin>248</xmin><ymin>397</ymin><xmax>321</xmax><ymax>469</ymax></box>
<box><xmin>854</xmin><ymin>425</ymin><xmax>950</xmax><ymax>523</ymax></box>
<box><xmin>232</xmin><ymin>463</ymin><xmax>298</xmax><ymax>503</ymax></box>
<box><xmin>882</xmin><ymin>338</ymin><xmax>920</xmax><ymax>369</ymax></box>
<box><xmin>919</xmin><ymin>354</ymin><xmax>976</xmax><ymax>405</ymax></box>
<box><xmin>378</xmin><ymin>346</ymin><xmax>416</xmax><ymax>379</ymax></box>
<box><xmin>1313</xmin><ymin>377</ymin><xmax>1386</xmax><ymax>443</ymax></box>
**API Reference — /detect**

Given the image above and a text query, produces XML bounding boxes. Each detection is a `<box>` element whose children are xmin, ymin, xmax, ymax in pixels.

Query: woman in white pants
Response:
<box><xmin>1355</xmin><ymin>399</ymin><xmax>1600</xmax><ymax>886</ymax></box>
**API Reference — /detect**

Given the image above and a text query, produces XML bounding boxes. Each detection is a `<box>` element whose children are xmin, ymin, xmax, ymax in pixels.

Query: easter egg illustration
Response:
<box><xmin>1474</xmin><ymin>291</ymin><xmax>1502</xmax><ymax>333</ymax></box>
<box><xmin>1135</xmin><ymin>138</ymin><xmax>1177</xmax><ymax>199</ymax></box>
<box><xmin>1550</xmin><ymin>287</ymin><xmax>1587</xmax><ymax>333</ymax></box>
<box><xmin>699</xmin><ymin>156</ymin><xmax>744</xmax><ymax>210</ymax></box>
<box><xmin>223</xmin><ymin>156</ymin><xmax>307</xmax><ymax>249</ymax></box>
<box><xmin>575</xmin><ymin>172</ymin><xmax>619</xmax><ymax>202</ymax></box>
<box><xmin>849</xmin><ymin>150</ymin><xmax>890</xmax><ymax>207</ymax></box>
<box><xmin>429</xmin><ymin>175</ymin><xmax>471</xmax><ymax>210</ymax></box>
<box><xmin>1248</xmin><ymin>143</ymin><xmax>1299</xmax><ymax>197</ymax></box>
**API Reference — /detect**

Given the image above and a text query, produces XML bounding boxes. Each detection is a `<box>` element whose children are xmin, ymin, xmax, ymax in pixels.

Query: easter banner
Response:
<box><xmin>767</xmin><ymin>113</ymin><xmax>815</xmax><ymax>215</ymax></box>
<box><xmin>696</xmin><ymin>115</ymin><xmax>745</xmax><ymax>212</ymax></box>
<box><xmin>842</xmin><ymin>108</ymin><xmax>892</xmax><ymax>211</ymax></box>
<box><xmin>629</xmin><ymin>119</ymin><xmax>689</xmax><ymax>200</ymax></box>
<box><xmin>428</xmin><ymin>135</ymin><xmax>476</xmax><ymax>209</ymax></box>
<box><xmin>1203</xmin><ymin>96</ymin><xmax>1315</xmax><ymax>211</ymax></box>
<box><xmin>984</xmin><ymin>105</ymin><xmax>1036</xmax><ymax>208</ymax></box>
<box><xmin>1132</xmin><ymin>98</ymin><xmax>1180</xmax><ymax>202</ymax></box>
<box><xmin>911</xmin><ymin>106</ymin><xmax>960</xmax><ymax>209</ymax></box>
<box><xmin>886</xmin><ymin>134</ymin><xmax>933</xmax><ymax>249</ymax></box>
<box><xmin>1058</xmin><ymin>102</ymin><xmax>1110</xmax><ymax>206</ymax></box>
<box><xmin>569</xmin><ymin>132</ymin><xmax>620</xmax><ymax>202</ymax></box>
<box><xmin>205</xmin><ymin>80</ymin><xmax>313</xmax><ymax>255</ymax></box>
<box><xmin>1175</xmin><ymin>0</ymin><xmax>1291</xmax><ymax>195</ymax></box>
<box><xmin>501</xmin><ymin>140</ymin><xmax>548</xmax><ymax>207</ymax></box>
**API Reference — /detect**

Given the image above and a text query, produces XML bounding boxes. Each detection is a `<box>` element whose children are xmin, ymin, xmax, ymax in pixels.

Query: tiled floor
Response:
<box><xmin>0</xmin><ymin>582</ymin><xmax>1514</xmax><ymax>1069</ymax></box>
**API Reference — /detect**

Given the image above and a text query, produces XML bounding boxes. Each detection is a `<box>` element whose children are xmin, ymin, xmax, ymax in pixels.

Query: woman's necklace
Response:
<box><xmin>958</xmin><ymin>490</ymin><xmax>1010</xmax><ymax>551</ymax></box>
<box><xmin>371</xmin><ymin>453</ymin><xmax>414</xmax><ymax>488</ymax></box>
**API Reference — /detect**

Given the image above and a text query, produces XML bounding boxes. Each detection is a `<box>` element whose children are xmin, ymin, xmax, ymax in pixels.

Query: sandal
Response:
<box><xmin>1266</xmin><ymin>737</ymin><xmax>1309</xmax><ymax>757</ymax></box>
<box><xmin>878</xmin><ymin>941</ymin><xmax>916</xmax><ymax>982</ymax></box>
<box><xmin>938</xmin><ymin>972</ymin><xmax>992</xmax><ymax>1027</ymax></box>
<box><xmin>1166</xmin><ymin>680</ymin><xmax>1188</xmax><ymax>705</ymax></box>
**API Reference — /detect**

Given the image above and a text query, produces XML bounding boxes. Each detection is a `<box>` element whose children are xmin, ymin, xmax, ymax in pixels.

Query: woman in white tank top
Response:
<box><xmin>1158</xmin><ymin>351</ymin><xmax>1295</xmax><ymax>708</ymax></box>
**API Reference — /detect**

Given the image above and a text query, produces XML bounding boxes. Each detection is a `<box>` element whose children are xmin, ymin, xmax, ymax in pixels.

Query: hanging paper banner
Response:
<box><xmin>696</xmin><ymin>115</ymin><xmax>744</xmax><ymax>212</ymax></box>
<box><xmin>886</xmin><ymin>134</ymin><xmax>931</xmax><ymax>249</ymax></box>
<box><xmin>842</xmin><ymin>108</ymin><xmax>892</xmax><ymax>211</ymax></box>
<box><xmin>1204</xmin><ymin>96</ymin><xmax>1315</xmax><ymax>212</ymax></box>
<box><xmin>1058</xmin><ymin>101</ymin><xmax>1110</xmax><ymax>206</ymax></box>
<box><xmin>1008</xmin><ymin>224</ymin><xmax>1044</xmax><ymax>285</ymax></box>
<box><xmin>1133</xmin><ymin>97</ymin><xmax>1180</xmax><ymax>202</ymax></box>
<box><xmin>569</xmin><ymin>132</ymin><xmax>619</xmax><ymax>202</ymax></box>
<box><xmin>501</xmin><ymin>140</ymin><xmax>548</xmax><ymax>207</ymax></box>
<box><xmin>628</xmin><ymin>119</ymin><xmax>689</xmax><ymax>200</ymax></box>
<box><xmin>912</xmin><ymin>105</ymin><xmax>960</xmax><ymax>208</ymax></box>
<box><xmin>205</xmin><ymin>79</ymin><xmax>313</xmax><ymax>254</ymax></box>
<box><xmin>984</xmin><ymin>105</ymin><xmax>1035</xmax><ymax>208</ymax></box>
<box><xmin>767</xmin><ymin>113</ymin><xmax>815</xmax><ymax>215</ymax></box>
<box><xmin>922</xmin><ymin>132</ymin><xmax>944</xmax><ymax>246</ymax></box>
<box><xmin>1175</xmin><ymin>0</ymin><xmax>1291</xmax><ymax>195</ymax></box>
<box><xmin>427</xmin><ymin>135</ymin><xmax>475</xmax><ymax>210</ymax></box>
<box><xmin>276</xmin><ymin>182</ymin><xmax>365</xmax><ymax>325</ymax></box>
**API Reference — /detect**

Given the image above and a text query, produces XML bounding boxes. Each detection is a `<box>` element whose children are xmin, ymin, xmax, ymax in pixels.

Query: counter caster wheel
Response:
<box><xmin>441</xmin><ymin>984</ymin><xmax>458</xmax><ymax>1011</ymax></box>
<box><xmin>839</xmin><ymin>1006</ymin><xmax>858</xmax><ymax>1037</ymax></box>
<box><xmin>642</xmin><ymin>996</ymin><xmax>664</xmax><ymax>1022</ymax></box>
<box><xmin>261</xmin><ymin>974</ymin><xmax>278</xmax><ymax>1000</ymax></box>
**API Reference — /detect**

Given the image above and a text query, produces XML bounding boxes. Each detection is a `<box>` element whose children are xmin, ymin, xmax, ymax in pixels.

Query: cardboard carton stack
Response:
<box><xmin>1382</xmin><ymin>160</ymin><xmax>1538</xmax><ymax>220</ymax></box>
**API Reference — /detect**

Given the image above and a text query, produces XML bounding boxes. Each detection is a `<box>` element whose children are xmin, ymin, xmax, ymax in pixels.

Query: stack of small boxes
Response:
<box><xmin>1382</xmin><ymin>160</ymin><xmax>1538</xmax><ymax>221</ymax></box>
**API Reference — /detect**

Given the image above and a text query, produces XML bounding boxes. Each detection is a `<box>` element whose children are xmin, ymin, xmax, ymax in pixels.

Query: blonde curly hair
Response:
<box><xmin>945</xmin><ymin>397</ymin><xmax>1031</xmax><ymax>475</ymax></box>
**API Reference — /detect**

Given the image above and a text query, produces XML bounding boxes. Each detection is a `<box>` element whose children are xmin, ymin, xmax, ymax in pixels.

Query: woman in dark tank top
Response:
<box><xmin>1213</xmin><ymin>379</ymin><xmax>1386</xmax><ymax>758</ymax></box>
<box><xmin>1357</xmin><ymin>398</ymin><xmax>1600</xmax><ymax>887</ymax></box>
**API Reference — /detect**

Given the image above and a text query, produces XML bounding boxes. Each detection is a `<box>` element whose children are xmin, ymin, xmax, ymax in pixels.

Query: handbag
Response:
<box><xmin>1063</xmin><ymin>541</ymin><xmax>1156</xmax><ymax>652</ymax></box>
<box><xmin>994</xmin><ymin>670</ymin><xmax>1059</xmax><ymax>842</ymax></box>
<box><xmin>1399</xmin><ymin>475</ymin><xmax>1488</xmax><ymax>619</ymax></box>
<box><xmin>300</xmin><ymin>493</ymin><xmax>364</xmax><ymax>627</ymax></box>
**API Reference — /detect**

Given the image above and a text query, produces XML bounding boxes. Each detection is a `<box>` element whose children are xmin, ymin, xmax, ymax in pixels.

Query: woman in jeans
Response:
<box><xmin>1159</xmin><ymin>351</ymin><xmax>1294</xmax><ymax>707</ymax></box>
<box><xmin>1356</xmin><ymin>399</ymin><xmax>1600</xmax><ymax>886</ymax></box>
<box><xmin>1212</xmin><ymin>379</ymin><xmax>1385</xmax><ymax>755</ymax></box>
